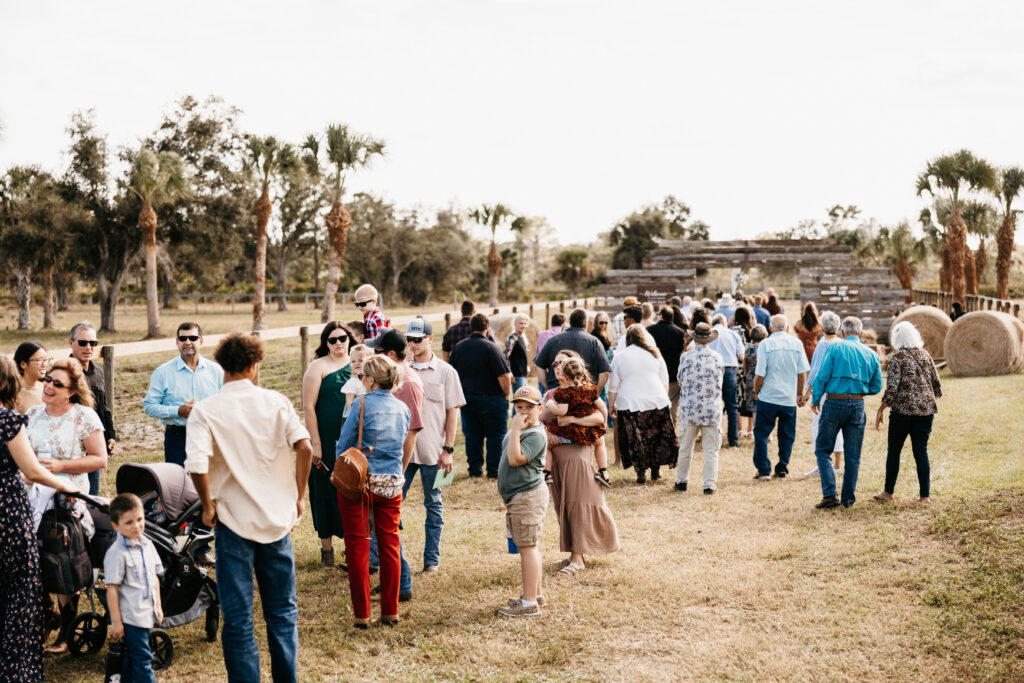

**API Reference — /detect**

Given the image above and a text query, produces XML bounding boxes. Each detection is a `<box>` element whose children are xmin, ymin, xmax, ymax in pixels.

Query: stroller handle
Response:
<box><xmin>67</xmin><ymin>490</ymin><xmax>107</xmax><ymax>511</ymax></box>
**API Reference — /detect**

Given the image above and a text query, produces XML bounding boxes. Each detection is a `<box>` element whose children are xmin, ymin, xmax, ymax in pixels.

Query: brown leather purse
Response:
<box><xmin>331</xmin><ymin>397</ymin><xmax>372</xmax><ymax>502</ymax></box>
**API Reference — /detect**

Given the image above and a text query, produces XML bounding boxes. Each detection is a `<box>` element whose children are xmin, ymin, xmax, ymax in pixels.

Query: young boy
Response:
<box><xmin>497</xmin><ymin>385</ymin><xmax>549</xmax><ymax>617</ymax></box>
<box><xmin>104</xmin><ymin>493</ymin><xmax>164</xmax><ymax>683</ymax></box>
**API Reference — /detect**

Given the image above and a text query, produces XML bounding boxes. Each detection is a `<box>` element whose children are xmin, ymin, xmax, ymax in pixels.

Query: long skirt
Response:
<box><xmin>616</xmin><ymin>407</ymin><xmax>679</xmax><ymax>472</ymax></box>
<box><xmin>549</xmin><ymin>444</ymin><xmax>620</xmax><ymax>555</ymax></box>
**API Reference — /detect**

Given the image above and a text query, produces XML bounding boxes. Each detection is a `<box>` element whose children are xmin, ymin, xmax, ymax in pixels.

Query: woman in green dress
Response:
<box><xmin>302</xmin><ymin>321</ymin><xmax>352</xmax><ymax>569</ymax></box>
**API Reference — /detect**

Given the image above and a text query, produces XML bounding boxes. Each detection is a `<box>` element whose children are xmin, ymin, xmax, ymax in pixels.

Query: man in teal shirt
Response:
<box><xmin>810</xmin><ymin>316</ymin><xmax>882</xmax><ymax>509</ymax></box>
<box><xmin>143</xmin><ymin>322</ymin><xmax>224</xmax><ymax>467</ymax></box>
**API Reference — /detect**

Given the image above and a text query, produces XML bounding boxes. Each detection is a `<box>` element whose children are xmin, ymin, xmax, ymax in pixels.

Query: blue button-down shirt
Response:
<box><xmin>336</xmin><ymin>390</ymin><xmax>410</xmax><ymax>477</ymax></box>
<box><xmin>811</xmin><ymin>336</ymin><xmax>883</xmax><ymax>406</ymax></box>
<box><xmin>706</xmin><ymin>324</ymin><xmax>744</xmax><ymax>368</ymax></box>
<box><xmin>754</xmin><ymin>331</ymin><xmax>810</xmax><ymax>407</ymax></box>
<box><xmin>143</xmin><ymin>355</ymin><xmax>224</xmax><ymax>426</ymax></box>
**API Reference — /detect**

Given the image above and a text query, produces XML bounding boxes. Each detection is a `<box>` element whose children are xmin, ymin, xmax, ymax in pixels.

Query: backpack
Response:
<box><xmin>331</xmin><ymin>397</ymin><xmax>371</xmax><ymax>502</ymax></box>
<box><xmin>38</xmin><ymin>499</ymin><xmax>93</xmax><ymax>594</ymax></box>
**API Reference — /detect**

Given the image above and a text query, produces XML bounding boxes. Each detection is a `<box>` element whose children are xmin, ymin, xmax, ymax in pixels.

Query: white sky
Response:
<box><xmin>3</xmin><ymin>0</ymin><xmax>1024</xmax><ymax>246</ymax></box>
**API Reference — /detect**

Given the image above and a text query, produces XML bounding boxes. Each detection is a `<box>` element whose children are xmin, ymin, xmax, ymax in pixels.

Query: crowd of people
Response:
<box><xmin>0</xmin><ymin>282</ymin><xmax>945</xmax><ymax>681</ymax></box>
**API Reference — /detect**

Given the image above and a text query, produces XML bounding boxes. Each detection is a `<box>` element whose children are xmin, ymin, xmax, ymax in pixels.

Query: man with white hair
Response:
<box><xmin>801</xmin><ymin>311</ymin><xmax>844</xmax><ymax>478</ymax></box>
<box><xmin>504</xmin><ymin>313</ymin><xmax>531</xmax><ymax>392</ymax></box>
<box><xmin>751</xmin><ymin>314</ymin><xmax>810</xmax><ymax>479</ymax></box>
<box><xmin>713</xmin><ymin>293</ymin><xmax>736</xmax><ymax>321</ymax></box>
<box><xmin>810</xmin><ymin>316</ymin><xmax>882</xmax><ymax>509</ymax></box>
<box><xmin>354</xmin><ymin>283</ymin><xmax>390</xmax><ymax>341</ymax></box>
<box><xmin>706</xmin><ymin>313</ymin><xmax>745</xmax><ymax>448</ymax></box>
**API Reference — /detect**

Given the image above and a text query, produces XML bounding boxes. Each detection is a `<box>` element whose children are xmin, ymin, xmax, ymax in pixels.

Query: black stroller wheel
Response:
<box><xmin>149</xmin><ymin>629</ymin><xmax>173</xmax><ymax>671</ymax></box>
<box><xmin>205</xmin><ymin>604</ymin><xmax>219</xmax><ymax>642</ymax></box>
<box><xmin>68</xmin><ymin>611</ymin><xmax>107</xmax><ymax>656</ymax></box>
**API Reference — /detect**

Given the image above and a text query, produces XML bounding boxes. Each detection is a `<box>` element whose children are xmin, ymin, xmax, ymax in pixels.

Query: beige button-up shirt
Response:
<box><xmin>408</xmin><ymin>355</ymin><xmax>465</xmax><ymax>466</ymax></box>
<box><xmin>184</xmin><ymin>379</ymin><xmax>310</xmax><ymax>543</ymax></box>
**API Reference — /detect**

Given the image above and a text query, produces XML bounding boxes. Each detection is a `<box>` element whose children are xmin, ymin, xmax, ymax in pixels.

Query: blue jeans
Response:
<box><xmin>512</xmin><ymin>376</ymin><xmax>527</xmax><ymax>393</ymax></box>
<box><xmin>369</xmin><ymin>523</ymin><xmax>413</xmax><ymax>596</ymax></box>
<box><xmin>722</xmin><ymin>368</ymin><xmax>739</xmax><ymax>446</ymax></box>
<box><xmin>163</xmin><ymin>426</ymin><xmax>187</xmax><ymax>467</ymax></box>
<box><xmin>215</xmin><ymin>524</ymin><xmax>298</xmax><ymax>683</ymax></box>
<box><xmin>815</xmin><ymin>399</ymin><xmax>867</xmax><ymax>507</ymax></box>
<box><xmin>122</xmin><ymin>623</ymin><xmax>154</xmax><ymax>683</ymax></box>
<box><xmin>752</xmin><ymin>400</ymin><xmax>797</xmax><ymax>475</ymax></box>
<box><xmin>460</xmin><ymin>394</ymin><xmax>509</xmax><ymax>477</ymax></box>
<box><xmin>404</xmin><ymin>464</ymin><xmax>444</xmax><ymax>567</ymax></box>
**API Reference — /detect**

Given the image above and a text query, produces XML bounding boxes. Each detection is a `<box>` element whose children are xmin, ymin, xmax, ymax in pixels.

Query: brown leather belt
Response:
<box><xmin>827</xmin><ymin>394</ymin><xmax>864</xmax><ymax>400</ymax></box>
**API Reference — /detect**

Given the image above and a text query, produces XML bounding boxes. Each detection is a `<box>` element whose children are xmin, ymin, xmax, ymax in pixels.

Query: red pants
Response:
<box><xmin>339</xmin><ymin>491</ymin><xmax>402</xmax><ymax>619</ymax></box>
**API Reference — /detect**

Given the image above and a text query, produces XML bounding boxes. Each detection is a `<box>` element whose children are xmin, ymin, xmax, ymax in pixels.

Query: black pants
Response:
<box><xmin>884</xmin><ymin>412</ymin><xmax>932</xmax><ymax>498</ymax></box>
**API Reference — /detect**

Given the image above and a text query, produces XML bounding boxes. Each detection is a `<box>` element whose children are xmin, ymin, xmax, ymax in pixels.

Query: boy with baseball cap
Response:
<box><xmin>496</xmin><ymin>385</ymin><xmax>549</xmax><ymax>617</ymax></box>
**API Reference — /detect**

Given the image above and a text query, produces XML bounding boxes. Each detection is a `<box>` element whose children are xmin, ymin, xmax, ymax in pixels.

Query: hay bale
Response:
<box><xmin>894</xmin><ymin>305</ymin><xmax>952</xmax><ymax>361</ymax></box>
<box><xmin>490</xmin><ymin>314</ymin><xmax>541</xmax><ymax>372</ymax></box>
<box><xmin>944</xmin><ymin>311</ymin><xmax>1024</xmax><ymax>376</ymax></box>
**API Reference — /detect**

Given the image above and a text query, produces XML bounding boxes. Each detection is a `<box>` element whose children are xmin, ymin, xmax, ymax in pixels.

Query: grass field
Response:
<box><xmin>42</xmin><ymin>361</ymin><xmax>1024</xmax><ymax>681</ymax></box>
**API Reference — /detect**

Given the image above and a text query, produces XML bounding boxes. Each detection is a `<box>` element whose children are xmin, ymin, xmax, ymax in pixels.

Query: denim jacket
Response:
<box><xmin>335</xmin><ymin>389</ymin><xmax>410</xmax><ymax>476</ymax></box>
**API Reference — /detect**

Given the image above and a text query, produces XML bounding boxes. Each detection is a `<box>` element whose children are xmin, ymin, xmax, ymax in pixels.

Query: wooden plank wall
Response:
<box><xmin>644</xmin><ymin>239</ymin><xmax>854</xmax><ymax>269</ymax></box>
<box><xmin>799</xmin><ymin>267</ymin><xmax>908</xmax><ymax>342</ymax></box>
<box><xmin>595</xmin><ymin>268</ymin><xmax>697</xmax><ymax>301</ymax></box>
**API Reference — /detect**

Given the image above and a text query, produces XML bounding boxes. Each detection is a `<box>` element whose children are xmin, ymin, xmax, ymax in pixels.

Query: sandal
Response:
<box><xmin>556</xmin><ymin>562</ymin><xmax>584</xmax><ymax>576</ymax></box>
<box><xmin>594</xmin><ymin>468</ymin><xmax>611</xmax><ymax>488</ymax></box>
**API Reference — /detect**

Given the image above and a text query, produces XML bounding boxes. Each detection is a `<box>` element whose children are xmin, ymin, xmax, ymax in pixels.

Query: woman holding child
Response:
<box><xmin>541</xmin><ymin>350</ymin><xmax>619</xmax><ymax>577</ymax></box>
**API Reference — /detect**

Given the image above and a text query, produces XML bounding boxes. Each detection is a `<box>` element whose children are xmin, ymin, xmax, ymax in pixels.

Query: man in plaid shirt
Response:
<box><xmin>611</xmin><ymin>296</ymin><xmax>639</xmax><ymax>349</ymax></box>
<box><xmin>443</xmin><ymin>300</ymin><xmax>476</xmax><ymax>361</ymax></box>
<box><xmin>355</xmin><ymin>284</ymin><xmax>390</xmax><ymax>341</ymax></box>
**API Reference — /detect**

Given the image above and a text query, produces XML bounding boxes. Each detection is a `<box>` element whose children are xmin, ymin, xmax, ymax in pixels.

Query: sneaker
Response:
<box><xmin>674</xmin><ymin>482</ymin><xmax>687</xmax><ymax>492</ymax></box>
<box><xmin>803</xmin><ymin>466</ymin><xmax>820</xmax><ymax>478</ymax></box>
<box><xmin>815</xmin><ymin>495</ymin><xmax>841</xmax><ymax>509</ymax></box>
<box><xmin>774</xmin><ymin>471</ymin><xmax>787</xmax><ymax>479</ymax></box>
<box><xmin>511</xmin><ymin>595</ymin><xmax>547</xmax><ymax>608</ymax></box>
<box><xmin>399</xmin><ymin>592</ymin><xmax>412</xmax><ymax>602</ymax></box>
<box><xmin>753</xmin><ymin>472</ymin><xmax>771</xmax><ymax>481</ymax></box>
<box><xmin>498</xmin><ymin>599</ymin><xmax>541</xmax><ymax>617</ymax></box>
<box><xmin>703</xmin><ymin>488</ymin><xmax>714</xmax><ymax>495</ymax></box>
<box><xmin>775</xmin><ymin>466</ymin><xmax>789</xmax><ymax>479</ymax></box>
<box><xmin>420</xmin><ymin>565</ymin><xmax>439</xmax><ymax>576</ymax></box>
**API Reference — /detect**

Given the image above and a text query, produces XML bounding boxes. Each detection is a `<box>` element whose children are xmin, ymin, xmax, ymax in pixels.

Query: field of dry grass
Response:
<box><xmin>43</xmin><ymin>362</ymin><xmax>1024</xmax><ymax>682</ymax></box>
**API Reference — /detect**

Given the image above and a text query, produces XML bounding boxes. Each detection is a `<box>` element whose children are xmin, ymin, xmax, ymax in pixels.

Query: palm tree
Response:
<box><xmin>123</xmin><ymin>149</ymin><xmax>189</xmax><ymax>338</ymax></box>
<box><xmin>996</xmin><ymin>167</ymin><xmax>1024</xmax><ymax>299</ymax></box>
<box><xmin>916</xmin><ymin>149</ymin><xmax>998</xmax><ymax>305</ymax></box>
<box><xmin>302</xmin><ymin>124</ymin><xmax>385</xmax><ymax>323</ymax></box>
<box><xmin>918</xmin><ymin>206</ymin><xmax>949</xmax><ymax>290</ymax></box>
<box><xmin>960</xmin><ymin>200</ymin><xmax>997</xmax><ymax>295</ymax></box>
<box><xmin>469</xmin><ymin>203</ymin><xmax>514</xmax><ymax>308</ymax></box>
<box><xmin>552</xmin><ymin>248</ymin><xmax>597</xmax><ymax>299</ymax></box>
<box><xmin>875</xmin><ymin>222</ymin><xmax>928</xmax><ymax>302</ymax></box>
<box><xmin>244</xmin><ymin>136</ymin><xmax>295</xmax><ymax>330</ymax></box>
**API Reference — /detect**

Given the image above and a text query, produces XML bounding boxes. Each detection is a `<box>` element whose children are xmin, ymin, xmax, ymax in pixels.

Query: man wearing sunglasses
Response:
<box><xmin>354</xmin><ymin>284</ymin><xmax>390</xmax><ymax>341</ymax></box>
<box><xmin>144</xmin><ymin>322</ymin><xmax>224</xmax><ymax>467</ymax></box>
<box><xmin>69</xmin><ymin>321</ymin><xmax>117</xmax><ymax>495</ymax></box>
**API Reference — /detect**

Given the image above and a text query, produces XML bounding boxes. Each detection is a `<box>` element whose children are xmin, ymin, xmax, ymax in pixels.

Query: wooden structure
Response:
<box><xmin>800</xmin><ymin>267</ymin><xmax>908</xmax><ymax>342</ymax></box>
<box><xmin>644</xmin><ymin>239</ymin><xmax>854</xmax><ymax>269</ymax></box>
<box><xmin>912</xmin><ymin>289</ymin><xmax>1021</xmax><ymax>320</ymax></box>
<box><xmin>595</xmin><ymin>269</ymin><xmax>696</xmax><ymax>303</ymax></box>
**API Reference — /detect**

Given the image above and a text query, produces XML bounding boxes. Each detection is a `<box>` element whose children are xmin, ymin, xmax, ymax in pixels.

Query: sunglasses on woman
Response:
<box><xmin>41</xmin><ymin>376</ymin><xmax>69</xmax><ymax>389</ymax></box>
<box><xmin>328</xmin><ymin>334</ymin><xmax>348</xmax><ymax>345</ymax></box>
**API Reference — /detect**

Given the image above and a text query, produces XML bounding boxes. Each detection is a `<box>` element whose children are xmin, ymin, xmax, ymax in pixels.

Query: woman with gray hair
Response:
<box><xmin>873</xmin><ymin>321</ymin><xmax>941</xmax><ymax>503</ymax></box>
<box><xmin>801</xmin><ymin>311</ymin><xmax>844</xmax><ymax>478</ymax></box>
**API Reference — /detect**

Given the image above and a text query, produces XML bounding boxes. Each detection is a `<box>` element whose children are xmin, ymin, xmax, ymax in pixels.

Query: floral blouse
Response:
<box><xmin>676</xmin><ymin>344</ymin><xmax>725</xmax><ymax>425</ymax></box>
<box><xmin>25</xmin><ymin>403</ymin><xmax>104</xmax><ymax>494</ymax></box>
<box><xmin>883</xmin><ymin>348</ymin><xmax>942</xmax><ymax>416</ymax></box>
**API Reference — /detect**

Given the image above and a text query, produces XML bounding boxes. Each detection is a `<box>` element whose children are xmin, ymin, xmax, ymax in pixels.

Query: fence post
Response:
<box><xmin>123</xmin><ymin>297</ymin><xmax>128</xmax><ymax>315</ymax></box>
<box><xmin>444</xmin><ymin>312</ymin><xmax>451</xmax><ymax>331</ymax></box>
<box><xmin>194</xmin><ymin>295</ymin><xmax>199</xmax><ymax>314</ymax></box>
<box><xmin>100</xmin><ymin>345</ymin><xmax>115</xmax><ymax>417</ymax></box>
<box><xmin>512</xmin><ymin>305</ymin><xmax>517</xmax><ymax>313</ymax></box>
<box><xmin>529</xmin><ymin>302</ymin><xmax>534</xmax><ymax>320</ymax></box>
<box><xmin>545</xmin><ymin>302</ymin><xmax>550</xmax><ymax>324</ymax></box>
<box><xmin>1014</xmin><ymin>304</ymin><xmax>1020</xmax><ymax>319</ymax></box>
<box><xmin>559</xmin><ymin>301</ymin><xmax>565</xmax><ymax>314</ymax></box>
<box><xmin>493</xmin><ymin>307</ymin><xmax>499</xmax><ymax>316</ymax></box>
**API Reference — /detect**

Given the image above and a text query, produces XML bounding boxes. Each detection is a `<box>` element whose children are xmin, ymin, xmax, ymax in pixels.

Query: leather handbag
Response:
<box><xmin>330</xmin><ymin>397</ymin><xmax>371</xmax><ymax>502</ymax></box>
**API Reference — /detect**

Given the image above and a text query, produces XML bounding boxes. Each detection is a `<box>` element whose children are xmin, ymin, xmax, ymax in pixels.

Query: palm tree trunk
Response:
<box><xmin>321</xmin><ymin>200</ymin><xmax>352</xmax><ymax>323</ymax></box>
<box><xmin>996</xmin><ymin>214</ymin><xmax>1015</xmax><ymax>299</ymax></box>
<box><xmin>974</xmin><ymin>240</ymin><xmax>988</xmax><ymax>292</ymax></box>
<box><xmin>487</xmin><ymin>242</ymin><xmax>502</xmax><ymax>309</ymax></box>
<box><xmin>43</xmin><ymin>263</ymin><xmax>56</xmax><ymax>329</ymax></box>
<box><xmin>895</xmin><ymin>256</ymin><xmax>914</xmax><ymax>302</ymax></box>
<box><xmin>16</xmin><ymin>265</ymin><xmax>31</xmax><ymax>330</ymax></box>
<box><xmin>253</xmin><ymin>184</ymin><xmax>271</xmax><ymax>331</ymax></box>
<box><xmin>964</xmin><ymin>248</ymin><xmax>978</xmax><ymax>296</ymax></box>
<box><xmin>140</xmin><ymin>199</ymin><xmax>161</xmax><ymax>338</ymax></box>
<box><xmin>939</xmin><ymin>242</ymin><xmax>951</xmax><ymax>292</ymax></box>
<box><xmin>946</xmin><ymin>207</ymin><xmax>968</xmax><ymax>304</ymax></box>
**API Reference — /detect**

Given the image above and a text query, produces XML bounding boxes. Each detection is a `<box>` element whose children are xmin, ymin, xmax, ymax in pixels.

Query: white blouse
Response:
<box><xmin>25</xmin><ymin>403</ymin><xmax>104</xmax><ymax>494</ymax></box>
<box><xmin>607</xmin><ymin>345</ymin><xmax>670</xmax><ymax>412</ymax></box>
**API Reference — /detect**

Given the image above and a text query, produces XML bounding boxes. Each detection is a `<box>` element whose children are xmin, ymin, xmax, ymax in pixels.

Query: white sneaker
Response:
<box><xmin>804</xmin><ymin>466</ymin><xmax>820</xmax><ymax>478</ymax></box>
<box><xmin>833</xmin><ymin>468</ymin><xmax>842</xmax><ymax>477</ymax></box>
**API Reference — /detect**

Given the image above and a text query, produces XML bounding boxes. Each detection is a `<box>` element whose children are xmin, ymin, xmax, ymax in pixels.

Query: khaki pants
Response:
<box><xmin>668</xmin><ymin>382</ymin><xmax>680</xmax><ymax>428</ymax></box>
<box><xmin>676</xmin><ymin>424</ymin><xmax>721</xmax><ymax>490</ymax></box>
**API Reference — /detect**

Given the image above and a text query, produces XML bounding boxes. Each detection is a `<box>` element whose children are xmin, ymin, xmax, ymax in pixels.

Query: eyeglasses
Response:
<box><xmin>354</xmin><ymin>300</ymin><xmax>374</xmax><ymax>308</ymax></box>
<box><xmin>30</xmin><ymin>357</ymin><xmax>51</xmax><ymax>365</ymax></box>
<box><xmin>552</xmin><ymin>360</ymin><xmax>565</xmax><ymax>367</ymax></box>
<box><xmin>41</xmin><ymin>376</ymin><xmax>68</xmax><ymax>389</ymax></box>
<box><xmin>177</xmin><ymin>335</ymin><xmax>200</xmax><ymax>342</ymax></box>
<box><xmin>405</xmin><ymin>336</ymin><xmax>426</xmax><ymax>344</ymax></box>
<box><xmin>75</xmin><ymin>340</ymin><xmax>99</xmax><ymax>347</ymax></box>
<box><xmin>598</xmin><ymin>321</ymin><xmax>608</xmax><ymax>326</ymax></box>
<box><xmin>327</xmin><ymin>335</ymin><xmax>348</xmax><ymax>345</ymax></box>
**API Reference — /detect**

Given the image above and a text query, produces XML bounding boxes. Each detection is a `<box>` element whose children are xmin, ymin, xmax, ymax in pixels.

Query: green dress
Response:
<box><xmin>309</xmin><ymin>364</ymin><xmax>350</xmax><ymax>539</ymax></box>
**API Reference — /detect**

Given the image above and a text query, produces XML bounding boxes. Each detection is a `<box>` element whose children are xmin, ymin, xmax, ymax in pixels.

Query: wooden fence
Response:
<box><xmin>912</xmin><ymin>289</ymin><xmax>1021</xmax><ymax>319</ymax></box>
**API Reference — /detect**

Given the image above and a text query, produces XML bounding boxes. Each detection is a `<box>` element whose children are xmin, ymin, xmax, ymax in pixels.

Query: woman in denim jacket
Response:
<box><xmin>336</xmin><ymin>354</ymin><xmax>411</xmax><ymax>628</ymax></box>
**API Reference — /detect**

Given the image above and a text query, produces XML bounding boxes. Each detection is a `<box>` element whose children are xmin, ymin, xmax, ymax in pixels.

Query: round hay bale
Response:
<box><xmin>944</xmin><ymin>311</ymin><xmax>1024</xmax><ymax>376</ymax></box>
<box><xmin>894</xmin><ymin>305</ymin><xmax>952</xmax><ymax>361</ymax></box>
<box><xmin>490</xmin><ymin>313</ymin><xmax>541</xmax><ymax>372</ymax></box>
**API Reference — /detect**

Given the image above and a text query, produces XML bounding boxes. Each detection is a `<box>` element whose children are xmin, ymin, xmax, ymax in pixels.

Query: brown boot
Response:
<box><xmin>321</xmin><ymin>548</ymin><xmax>335</xmax><ymax>569</ymax></box>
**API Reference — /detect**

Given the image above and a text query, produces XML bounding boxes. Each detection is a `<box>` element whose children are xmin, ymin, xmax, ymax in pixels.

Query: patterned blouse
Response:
<box><xmin>883</xmin><ymin>348</ymin><xmax>942</xmax><ymax>416</ymax></box>
<box><xmin>25</xmin><ymin>403</ymin><xmax>104</xmax><ymax>494</ymax></box>
<box><xmin>676</xmin><ymin>344</ymin><xmax>725</xmax><ymax>425</ymax></box>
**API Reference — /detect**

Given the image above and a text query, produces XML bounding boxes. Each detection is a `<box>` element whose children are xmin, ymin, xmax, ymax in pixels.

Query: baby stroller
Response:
<box><xmin>65</xmin><ymin>463</ymin><xmax>219</xmax><ymax>673</ymax></box>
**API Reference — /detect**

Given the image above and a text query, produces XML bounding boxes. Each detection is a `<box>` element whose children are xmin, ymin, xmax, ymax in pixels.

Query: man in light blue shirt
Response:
<box><xmin>712</xmin><ymin>293</ymin><xmax>736</xmax><ymax>321</ymax></box>
<box><xmin>752</xmin><ymin>314</ymin><xmax>809</xmax><ymax>479</ymax></box>
<box><xmin>143</xmin><ymin>322</ymin><xmax>224</xmax><ymax>467</ymax></box>
<box><xmin>706</xmin><ymin>314</ymin><xmax>744</xmax><ymax>447</ymax></box>
<box><xmin>810</xmin><ymin>316</ymin><xmax>882</xmax><ymax>509</ymax></box>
